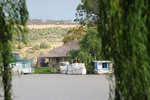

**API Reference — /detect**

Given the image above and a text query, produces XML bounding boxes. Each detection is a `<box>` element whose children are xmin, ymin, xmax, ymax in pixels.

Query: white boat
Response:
<box><xmin>59</xmin><ymin>62</ymin><xmax>69</xmax><ymax>74</ymax></box>
<box><xmin>93</xmin><ymin>61</ymin><xmax>113</xmax><ymax>74</ymax></box>
<box><xmin>67</xmin><ymin>63</ymin><xmax>86</xmax><ymax>75</ymax></box>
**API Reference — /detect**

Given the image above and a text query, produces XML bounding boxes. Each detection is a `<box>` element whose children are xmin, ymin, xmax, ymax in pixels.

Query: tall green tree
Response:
<box><xmin>75</xmin><ymin>0</ymin><xmax>99</xmax><ymax>26</ymax></box>
<box><xmin>69</xmin><ymin>27</ymin><xmax>101</xmax><ymax>65</ymax></box>
<box><xmin>98</xmin><ymin>0</ymin><xmax>150</xmax><ymax>99</ymax></box>
<box><xmin>0</xmin><ymin>0</ymin><xmax>28</xmax><ymax>100</ymax></box>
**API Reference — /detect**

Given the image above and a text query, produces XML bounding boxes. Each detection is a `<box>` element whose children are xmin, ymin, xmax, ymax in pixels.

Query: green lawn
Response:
<box><xmin>34</xmin><ymin>67</ymin><xmax>59</xmax><ymax>74</ymax></box>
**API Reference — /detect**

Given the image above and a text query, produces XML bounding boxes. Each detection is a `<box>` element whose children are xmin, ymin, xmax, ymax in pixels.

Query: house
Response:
<box><xmin>38</xmin><ymin>41</ymin><xmax>79</xmax><ymax>67</ymax></box>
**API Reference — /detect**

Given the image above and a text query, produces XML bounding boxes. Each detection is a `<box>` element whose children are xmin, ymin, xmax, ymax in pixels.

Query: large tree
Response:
<box><xmin>98</xmin><ymin>0</ymin><xmax>150</xmax><ymax>99</ymax></box>
<box><xmin>69</xmin><ymin>27</ymin><xmax>101</xmax><ymax>66</ymax></box>
<box><xmin>0</xmin><ymin>0</ymin><xmax>28</xmax><ymax>100</ymax></box>
<box><xmin>75</xmin><ymin>0</ymin><xmax>99</xmax><ymax>26</ymax></box>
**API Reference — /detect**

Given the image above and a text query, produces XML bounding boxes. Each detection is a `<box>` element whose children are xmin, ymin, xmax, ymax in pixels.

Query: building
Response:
<box><xmin>38</xmin><ymin>41</ymin><xmax>79</xmax><ymax>67</ymax></box>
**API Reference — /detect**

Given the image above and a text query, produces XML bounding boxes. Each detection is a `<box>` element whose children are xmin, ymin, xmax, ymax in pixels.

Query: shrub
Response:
<box><xmin>86</xmin><ymin>65</ymin><xmax>95</xmax><ymax>74</ymax></box>
<box><xmin>18</xmin><ymin>45</ymin><xmax>23</xmax><ymax>49</ymax></box>
<box><xmin>40</xmin><ymin>42</ymin><xmax>51</xmax><ymax>49</ymax></box>
<box><xmin>34</xmin><ymin>67</ymin><xmax>51</xmax><ymax>74</ymax></box>
<box><xmin>34</xmin><ymin>45</ymin><xmax>40</xmax><ymax>50</ymax></box>
<box><xmin>34</xmin><ymin>67</ymin><xmax>59</xmax><ymax>74</ymax></box>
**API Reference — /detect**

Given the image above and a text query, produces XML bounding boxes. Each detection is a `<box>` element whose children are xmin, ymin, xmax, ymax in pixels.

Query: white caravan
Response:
<box><xmin>11</xmin><ymin>60</ymin><xmax>33</xmax><ymax>74</ymax></box>
<box><xmin>93</xmin><ymin>61</ymin><xmax>113</xmax><ymax>74</ymax></box>
<box><xmin>67</xmin><ymin>63</ymin><xmax>86</xmax><ymax>75</ymax></box>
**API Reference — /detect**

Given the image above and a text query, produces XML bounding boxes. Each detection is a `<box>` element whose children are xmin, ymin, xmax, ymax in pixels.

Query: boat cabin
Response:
<box><xmin>93</xmin><ymin>61</ymin><xmax>113</xmax><ymax>74</ymax></box>
<box><xmin>59</xmin><ymin>62</ymin><xmax>69</xmax><ymax>74</ymax></box>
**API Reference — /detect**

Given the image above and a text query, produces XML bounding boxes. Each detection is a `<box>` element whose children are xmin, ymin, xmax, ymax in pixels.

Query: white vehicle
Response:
<box><xmin>93</xmin><ymin>61</ymin><xmax>113</xmax><ymax>74</ymax></box>
<box><xmin>11</xmin><ymin>60</ymin><xmax>33</xmax><ymax>74</ymax></box>
<box><xmin>67</xmin><ymin>63</ymin><xmax>86</xmax><ymax>75</ymax></box>
<box><xmin>59</xmin><ymin>62</ymin><xmax>69</xmax><ymax>74</ymax></box>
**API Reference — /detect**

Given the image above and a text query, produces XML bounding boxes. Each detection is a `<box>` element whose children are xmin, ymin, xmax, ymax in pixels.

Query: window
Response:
<box><xmin>102</xmin><ymin>63</ymin><xmax>107</xmax><ymax>68</ymax></box>
<box><xmin>22</xmin><ymin>63</ymin><xmax>28</xmax><ymax>68</ymax></box>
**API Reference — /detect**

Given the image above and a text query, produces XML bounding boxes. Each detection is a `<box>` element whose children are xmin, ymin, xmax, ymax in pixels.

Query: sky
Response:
<box><xmin>26</xmin><ymin>0</ymin><xmax>81</xmax><ymax>21</ymax></box>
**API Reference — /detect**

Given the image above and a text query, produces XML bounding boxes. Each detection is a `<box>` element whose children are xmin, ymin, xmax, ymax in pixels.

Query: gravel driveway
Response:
<box><xmin>1</xmin><ymin>74</ymin><xmax>110</xmax><ymax>100</ymax></box>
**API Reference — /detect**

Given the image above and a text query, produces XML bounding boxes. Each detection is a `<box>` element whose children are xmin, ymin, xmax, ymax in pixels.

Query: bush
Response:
<box><xmin>34</xmin><ymin>45</ymin><xmax>40</xmax><ymax>50</ymax></box>
<box><xmin>86</xmin><ymin>65</ymin><xmax>95</xmax><ymax>74</ymax></box>
<box><xmin>40</xmin><ymin>42</ymin><xmax>51</xmax><ymax>49</ymax></box>
<box><xmin>18</xmin><ymin>45</ymin><xmax>23</xmax><ymax>49</ymax></box>
<box><xmin>34</xmin><ymin>67</ymin><xmax>52</xmax><ymax>74</ymax></box>
<box><xmin>34</xmin><ymin>67</ymin><xmax>59</xmax><ymax>74</ymax></box>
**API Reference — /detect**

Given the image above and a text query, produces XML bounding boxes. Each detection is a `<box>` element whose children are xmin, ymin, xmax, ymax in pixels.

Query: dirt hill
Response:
<box><xmin>13</xmin><ymin>25</ymin><xmax>75</xmax><ymax>62</ymax></box>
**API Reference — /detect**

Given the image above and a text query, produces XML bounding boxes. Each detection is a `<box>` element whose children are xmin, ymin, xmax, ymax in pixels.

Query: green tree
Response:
<box><xmin>62</xmin><ymin>27</ymin><xmax>86</xmax><ymax>43</ymax></box>
<box><xmin>0</xmin><ymin>0</ymin><xmax>28</xmax><ymax>100</ymax></box>
<box><xmin>75</xmin><ymin>0</ymin><xmax>99</xmax><ymax>26</ymax></box>
<box><xmin>69</xmin><ymin>27</ymin><xmax>101</xmax><ymax>65</ymax></box>
<box><xmin>98</xmin><ymin>0</ymin><xmax>150</xmax><ymax>99</ymax></box>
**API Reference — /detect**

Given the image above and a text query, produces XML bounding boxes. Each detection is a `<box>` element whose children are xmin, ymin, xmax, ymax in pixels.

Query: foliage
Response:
<box><xmin>62</xmin><ymin>27</ymin><xmax>86</xmax><ymax>43</ymax></box>
<box><xmin>40</xmin><ymin>42</ymin><xmax>51</xmax><ymax>49</ymax></box>
<box><xmin>34</xmin><ymin>45</ymin><xmax>40</xmax><ymax>50</ymax></box>
<box><xmin>12</xmin><ymin>27</ymin><xmax>69</xmax><ymax>44</ymax></box>
<box><xmin>86</xmin><ymin>65</ymin><xmax>95</xmax><ymax>74</ymax></box>
<box><xmin>34</xmin><ymin>67</ymin><xmax>58</xmax><ymax>74</ymax></box>
<box><xmin>75</xmin><ymin>0</ymin><xmax>99</xmax><ymax>26</ymax></box>
<box><xmin>0</xmin><ymin>0</ymin><xmax>28</xmax><ymax>100</ymax></box>
<box><xmin>69</xmin><ymin>27</ymin><xmax>101</xmax><ymax>70</ymax></box>
<box><xmin>27</xmin><ymin>19</ymin><xmax>78</xmax><ymax>25</ymax></box>
<box><xmin>17</xmin><ymin>45</ymin><xmax>23</xmax><ymax>49</ymax></box>
<box><xmin>98</xmin><ymin>0</ymin><xmax>150</xmax><ymax>100</ymax></box>
<box><xmin>34</xmin><ymin>67</ymin><xmax>51</xmax><ymax>74</ymax></box>
<box><xmin>10</xmin><ymin>43</ymin><xmax>16</xmax><ymax>51</ymax></box>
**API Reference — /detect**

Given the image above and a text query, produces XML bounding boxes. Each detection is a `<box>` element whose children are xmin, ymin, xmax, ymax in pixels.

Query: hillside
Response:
<box><xmin>12</xmin><ymin>26</ymin><xmax>72</xmax><ymax>62</ymax></box>
<box><xmin>27</xmin><ymin>25</ymin><xmax>78</xmax><ymax>29</ymax></box>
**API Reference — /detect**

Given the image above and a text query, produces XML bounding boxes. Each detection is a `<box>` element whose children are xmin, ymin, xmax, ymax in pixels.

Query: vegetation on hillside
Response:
<box><xmin>13</xmin><ymin>27</ymin><xmax>69</xmax><ymax>44</ymax></box>
<box><xmin>62</xmin><ymin>27</ymin><xmax>87</xmax><ymax>43</ymax></box>
<box><xmin>11</xmin><ymin>27</ymin><xmax>69</xmax><ymax>60</ymax></box>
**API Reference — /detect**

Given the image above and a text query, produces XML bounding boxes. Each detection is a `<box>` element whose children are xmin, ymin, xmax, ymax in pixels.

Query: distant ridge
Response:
<box><xmin>27</xmin><ymin>25</ymin><xmax>79</xmax><ymax>29</ymax></box>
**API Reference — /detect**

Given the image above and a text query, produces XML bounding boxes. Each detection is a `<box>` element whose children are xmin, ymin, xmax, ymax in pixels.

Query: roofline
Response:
<box><xmin>93</xmin><ymin>61</ymin><xmax>112</xmax><ymax>63</ymax></box>
<box><xmin>39</xmin><ymin>56</ymin><xmax>70</xmax><ymax>58</ymax></box>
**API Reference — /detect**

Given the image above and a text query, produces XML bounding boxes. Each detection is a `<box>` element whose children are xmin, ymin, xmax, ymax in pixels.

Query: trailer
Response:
<box><xmin>67</xmin><ymin>63</ymin><xmax>87</xmax><ymax>75</ymax></box>
<box><xmin>93</xmin><ymin>61</ymin><xmax>113</xmax><ymax>74</ymax></box>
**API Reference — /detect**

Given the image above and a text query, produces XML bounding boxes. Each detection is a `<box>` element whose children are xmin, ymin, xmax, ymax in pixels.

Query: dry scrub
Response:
<box><xmin>27</xmin><ymin>25</ymin><xmax>79</xmax><ymax>29</ymax></box>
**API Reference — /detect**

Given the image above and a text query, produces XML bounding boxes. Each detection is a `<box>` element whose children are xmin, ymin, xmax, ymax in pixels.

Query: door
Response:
<box><xmin>56</xmin><ymin>58</ymin><xmax>60</xmax><ymax>63</ymax></box>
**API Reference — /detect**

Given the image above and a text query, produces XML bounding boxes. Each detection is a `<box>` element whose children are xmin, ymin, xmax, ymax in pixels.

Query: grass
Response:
<box><xmin>34</xmin><ymin>67</ymin><xmax>59</xmax><ymax>74</ymax></box>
